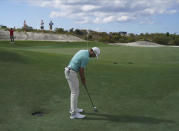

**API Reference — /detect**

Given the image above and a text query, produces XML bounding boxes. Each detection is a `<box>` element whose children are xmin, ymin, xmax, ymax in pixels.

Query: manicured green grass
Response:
<box><xmin>0</xmin><ymin>41</ymin><xmax>179</xmax><ymax>131</ymax></box>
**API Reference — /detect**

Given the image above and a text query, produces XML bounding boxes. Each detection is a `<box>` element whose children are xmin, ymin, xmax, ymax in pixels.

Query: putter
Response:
<box><xmin>83</xmin><ymin>85</ymin><xmax>98</xmax><ymax>112</ymax></box>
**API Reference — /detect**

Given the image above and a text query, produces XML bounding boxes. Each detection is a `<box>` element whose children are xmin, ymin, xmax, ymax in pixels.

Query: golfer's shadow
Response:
<box><xmin>84</xmin><ymin>112</ymin><xmax>175</xmax><ymax>124</ymax></box>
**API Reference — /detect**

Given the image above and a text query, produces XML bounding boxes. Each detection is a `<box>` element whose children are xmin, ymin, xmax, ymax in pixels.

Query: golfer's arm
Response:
<box><xmin>79</xmin><ymin>67</ymin><xmax>86</xmax><ymax>86</ymax></box>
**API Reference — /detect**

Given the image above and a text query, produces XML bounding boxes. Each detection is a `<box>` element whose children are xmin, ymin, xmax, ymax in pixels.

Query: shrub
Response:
<box><xmin>153</xmin><ymin>36</ymin><xmax>170</xmax><ymax>45</ymax></box>
<box><xmin>55</xmin><ymin>28</ymin><xmax>65</xmax><ymax>33</ymax></box>
<box><xmin>172</xmin><ymin>38</ymin><xmax>179</xmax><ymax>45</ymax></box>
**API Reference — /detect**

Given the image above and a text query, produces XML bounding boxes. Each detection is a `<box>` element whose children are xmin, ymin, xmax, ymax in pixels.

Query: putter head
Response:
<box><xmin>93</xmin><ymin>107</ymin><xmax>98</xmax><ymax>112</ymax></box>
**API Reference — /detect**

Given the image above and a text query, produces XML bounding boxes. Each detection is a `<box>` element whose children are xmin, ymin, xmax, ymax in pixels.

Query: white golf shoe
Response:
<box><xmin>70</xmin><ymin>112</ymin><xmax>86</xmax><ymax>119</ymax></box>
<box><xmin>69</xmin><ymin>108</ymin><xmax>84</xmax><ymax>114</ymax></box>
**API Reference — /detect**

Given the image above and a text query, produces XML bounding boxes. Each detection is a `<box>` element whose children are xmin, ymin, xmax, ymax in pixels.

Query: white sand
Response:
<box><xmin>109</xmin><ymin>41</ymin><xmax>164</xmax><ymax>47</ymax></box>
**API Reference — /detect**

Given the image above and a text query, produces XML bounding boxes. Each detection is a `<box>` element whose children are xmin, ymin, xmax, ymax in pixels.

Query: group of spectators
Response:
<box><xmin>8</xmin><ymin>20</ymin><xmax>54</xmax><ymax>43</ymax></box>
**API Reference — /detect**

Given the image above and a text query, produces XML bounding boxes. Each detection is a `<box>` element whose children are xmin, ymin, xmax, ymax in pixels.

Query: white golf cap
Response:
<box><xmin>92</xmin><ymin>47</ymin><xmax>100</xmax><ymax>59</ymax></box>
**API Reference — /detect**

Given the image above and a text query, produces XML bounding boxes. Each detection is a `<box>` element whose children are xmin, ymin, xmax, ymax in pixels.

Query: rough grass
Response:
<box><xmin>0</xmin><ymin>41</ymin><xmax>179</xmax><ymax>131</ymax></box>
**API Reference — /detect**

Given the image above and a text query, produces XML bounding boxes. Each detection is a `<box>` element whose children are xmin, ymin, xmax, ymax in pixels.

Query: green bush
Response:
<box><xmin>171</xmin><ymin>38</ymin><xmax>179</xmax><ymax>45</ymax></box>
<box><xmin>55</xmin><ymin>28</ymin><xmax>65</xmax><ymax>33</ymax></box>
<box><xmin>153</xmin><ymin>36</ymin><xmax>170</xmax><ymax>45</ymax></box>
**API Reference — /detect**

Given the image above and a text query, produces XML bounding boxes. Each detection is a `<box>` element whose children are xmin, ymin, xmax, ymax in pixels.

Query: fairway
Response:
<box><xmin>0</xmin><ymin>41</ymin><xmax>179</xmax><ymax>131</ymax></box>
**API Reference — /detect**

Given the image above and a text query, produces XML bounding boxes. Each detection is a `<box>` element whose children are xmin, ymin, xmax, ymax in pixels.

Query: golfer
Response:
<box><xmin>9</xmin><ymin>28</ymin><xmax>14</xmax><ymax>43</ymax></box>
<box><xmin>65</xmin><ymin>47</ymin><xmax>100</xmax><ymax>119</ymax></box>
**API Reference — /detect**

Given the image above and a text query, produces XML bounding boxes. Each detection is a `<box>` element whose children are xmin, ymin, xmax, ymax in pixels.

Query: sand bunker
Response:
<box><xmin>109</xmin><ymin>41</ymin><xmax>164</xmax><ymax>47</ymax></box>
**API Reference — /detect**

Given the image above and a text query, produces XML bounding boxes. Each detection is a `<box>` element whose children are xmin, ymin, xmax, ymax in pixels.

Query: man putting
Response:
<box><xmin>64</xmin><ymin>47</ymin><xmax>100</xmax><ymax>119</ymax></box>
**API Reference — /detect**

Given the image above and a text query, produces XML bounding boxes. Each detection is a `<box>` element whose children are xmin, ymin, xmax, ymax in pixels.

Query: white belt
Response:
<box><xmin>65</xmin><ymin>67</ymin><xmax>77</xmax><ymax>73</ymax></box>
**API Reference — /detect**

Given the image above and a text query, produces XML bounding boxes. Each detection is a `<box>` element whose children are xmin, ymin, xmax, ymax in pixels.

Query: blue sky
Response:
<box><xmin>0</xmin><ymin>0</ymin><xmax>179</xmax><ymax>34</ymax></box>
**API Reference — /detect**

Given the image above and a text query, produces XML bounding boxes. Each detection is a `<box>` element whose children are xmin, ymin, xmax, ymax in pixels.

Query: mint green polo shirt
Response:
<box><xmin>68</xmin><ymin>50</ymin><xmax>90</xmax><ymax>72</ymax></box>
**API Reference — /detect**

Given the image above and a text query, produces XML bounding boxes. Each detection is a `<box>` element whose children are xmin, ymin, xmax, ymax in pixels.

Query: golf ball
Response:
<box><xmin>94</xmin><ymin>107</ymin><xmax>98</xmax><ymax>112</ymax></box>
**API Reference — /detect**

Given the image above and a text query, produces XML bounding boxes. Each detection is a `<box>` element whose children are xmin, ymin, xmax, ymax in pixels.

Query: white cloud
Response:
<box><xmin>81</xmin><ymin>5</ymin><xmax>99</xmax><ymax>12</ymax></box>
<box><xmin>166</xmin><ymin>10</ymin><xmax>177</xmax><ymax>14</ymax></box>
<box><xmin>118</xmin><ymin>16</ymin><xmax>130</xmax><ymax>22</ymax></box>
<box><xmin>103</xmin><ymin>16</ymin><xmax>114</xmax><ymax>23</ymax></box>
<box><xmin>94</xmin><ymin>18</ymin><xmax>100</xmax><ymax>24</ymax></box>
<box><xmin>41</xmin><ymin>1</ymin><xmax>51</xmax><ymax>7</ymax></box>
<box><xmin>23</xmin><ymin>0</ymin><xmax>179</xmax><ymax>24</ymax></box>
<box><xmin>50</xmin><ymin>11</ymin><xmax>66</xmax><ymax>18</ymax></box>
<box><xmin>143</xmin><ymin>8</ymin><xmax>156</xmax><ymax>15</ymax></box>
<box><xmin>139</xmin><ymin>18</ymin><xmax>155</xmax><ymax>25</ymax></box>
<box><xmin>76</xmin><ymin>17</ymin><xmax>90</xmax><ymax>24</ymax></box>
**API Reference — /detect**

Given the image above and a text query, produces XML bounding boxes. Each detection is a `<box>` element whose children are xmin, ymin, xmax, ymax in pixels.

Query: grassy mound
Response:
<box><xmin>0</xmin><ymin>49</ymin><xmax>27</xmax><ymax>63</ymax></box>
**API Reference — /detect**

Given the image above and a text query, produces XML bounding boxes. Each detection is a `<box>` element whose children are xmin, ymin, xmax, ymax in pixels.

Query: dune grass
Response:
<box><xmin>0</xmin><ymin>41</ymin><xmax>179</xmax><ymax>131</ymax></box>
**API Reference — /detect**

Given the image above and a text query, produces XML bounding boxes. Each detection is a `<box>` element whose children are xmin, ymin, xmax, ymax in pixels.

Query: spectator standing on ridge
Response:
<box><xmin>9</xmin><ymin>28</ymin><xmax>14</xmax><ymax>43</ymax></box>
<box><xmin>49</xmin><ymin>21</ymin><xmax>54</xmax><ymax>31</ymax></box>
<box><xmin>41</xmin><ymin>20</ymin><xmax>44</xmax><ymax>31</ymax></box>
<box><xmin>24</xmin><ymin>20</ymin><xmax>27</xmax><ymax>32</ymax></box>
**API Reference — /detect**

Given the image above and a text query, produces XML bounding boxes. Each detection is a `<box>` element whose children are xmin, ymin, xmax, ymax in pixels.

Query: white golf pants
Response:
<box><xmin>64</xmin><ymin>68</ymin><xmax>79</xmax><ymax>114</ymax></box>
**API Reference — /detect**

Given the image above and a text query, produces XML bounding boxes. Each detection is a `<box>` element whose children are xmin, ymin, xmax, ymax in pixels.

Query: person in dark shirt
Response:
<box><xmin>49</xmin><ymin>21</ymin><xmax>54</xmax><ymax>31</ymax></box>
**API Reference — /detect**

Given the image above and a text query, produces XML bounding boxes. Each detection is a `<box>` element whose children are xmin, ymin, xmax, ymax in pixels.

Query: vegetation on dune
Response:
<box><xmin>1</xmin><ymin>26</ymin><xmax>179</xmax><ymax>45</ymax></box>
